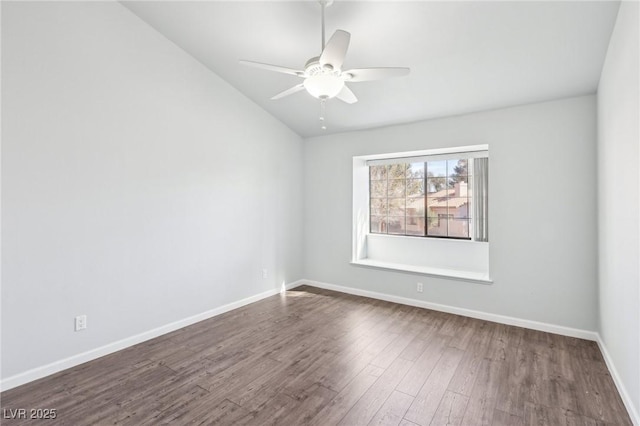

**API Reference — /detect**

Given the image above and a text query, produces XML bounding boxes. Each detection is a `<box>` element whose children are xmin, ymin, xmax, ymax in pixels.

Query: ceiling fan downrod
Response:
<box><xmin>318</xmin><ymin>0</ymin><xmax>333</xmax><ymax>130</ymax></box>
<box><xmin>319</xmin><ymin>0</ymin><xmax>333</xmax><ymax>52</ymax></box>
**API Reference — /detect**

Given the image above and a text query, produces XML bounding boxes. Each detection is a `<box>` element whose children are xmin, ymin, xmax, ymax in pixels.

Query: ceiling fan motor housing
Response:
<box><xmin>304</xmin><ymin>57</ymin><xmax>325</xmax><ymax>76</ymax></box>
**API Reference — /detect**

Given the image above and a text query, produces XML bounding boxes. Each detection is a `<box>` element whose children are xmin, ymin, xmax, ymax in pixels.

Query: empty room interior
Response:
<box><xmin>1</xmin><ymin>1</ymin><xmax>639</xmax><ymax>425</ymax></box>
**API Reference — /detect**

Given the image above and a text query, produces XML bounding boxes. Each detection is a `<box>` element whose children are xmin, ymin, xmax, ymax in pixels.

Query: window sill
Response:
<box><xmin>350</xmin><ymin>258</ymin><xmax>493</xmax><ymax>284</ymax></box>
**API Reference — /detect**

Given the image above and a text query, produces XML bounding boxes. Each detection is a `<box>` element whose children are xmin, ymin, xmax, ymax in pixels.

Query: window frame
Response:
<box><xmin>368</xmin><ymin>155</ymin><xmax>478</xmax><ymax>241</ymax></box>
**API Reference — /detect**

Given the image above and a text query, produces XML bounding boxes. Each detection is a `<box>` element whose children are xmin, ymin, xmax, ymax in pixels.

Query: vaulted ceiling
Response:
<box><xmin>122</xmin><ymin>1</ymin><xmax>620</xmax><ymax>138</ymax></box>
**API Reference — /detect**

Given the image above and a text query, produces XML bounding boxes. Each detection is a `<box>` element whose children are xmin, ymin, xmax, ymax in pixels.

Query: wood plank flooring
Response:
<box><xmin>0</xmin><ymin>285</ymin><xmax>632</xmax><ymax>425</ymax></box>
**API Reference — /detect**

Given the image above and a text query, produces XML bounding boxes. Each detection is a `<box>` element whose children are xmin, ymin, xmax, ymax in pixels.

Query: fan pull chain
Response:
<box><xmin>319</xmin><ymin>99</ymin><xmax>327</xmax><ymax>130</ymax></box>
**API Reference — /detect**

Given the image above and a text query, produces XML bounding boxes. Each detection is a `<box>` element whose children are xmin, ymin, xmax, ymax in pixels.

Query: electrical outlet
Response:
<box><xmin>75</xmin><ymin>315</ymin><xmax>87</xmax><ymax>331</ymax></box>
<box><xmin>262</xmin><ymin>269</ymin><xmax>268</xmax><ymax>279</ymax></box>
<box><xmin>417</xmin><ymin>282</ymin><xmax>424</xmax><ymax>293</ymax></box>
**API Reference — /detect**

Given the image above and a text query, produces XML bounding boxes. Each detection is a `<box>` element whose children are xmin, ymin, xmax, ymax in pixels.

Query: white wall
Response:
<box><xmin>1</xmin><ymin>2</ymin><xmax>303</xmax><ymax>380</ymax></box>
<box><xmin>597</xmin><ymin>1</ymin><xmax>640</xmax><ymax>421</ymax></box>
<box><xmin>304</xmin><ymin>95</ymin><xmax>598</xmax><ymax>331</ymax></box>
<box><xmin>365</xmin><ymin>235</ymin><xmax>489</xmax><ymax>276</ymax></box>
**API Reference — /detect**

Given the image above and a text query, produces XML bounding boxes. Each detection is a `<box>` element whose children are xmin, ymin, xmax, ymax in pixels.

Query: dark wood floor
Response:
<box><xmin>1</xmin><ymin>285</ymin><xmax>632</xmax><ymax>425</ymax></box>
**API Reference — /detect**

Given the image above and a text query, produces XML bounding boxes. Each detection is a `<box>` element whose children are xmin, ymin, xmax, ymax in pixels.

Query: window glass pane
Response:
<box><xmin>447</xmin><ymin>197</ymin><xmax>471</xmax><ymax>218</ymax></box>
<box><xmin>449</xmin><ymin>173</ymin><xmax>469</xmax><ymax>185</ymax></box>
<box><xmin>447</xmin><ymin>159</ymin><xmax>468</xmax><ymax>178</ymax></box>
<box><xmin>448</xmin><ymin>159</ymin><xmax>468</xmax><ymax>190</ymax></box>
<box><xmin>388</xmin><ymin>179</ymin><xmax>405</xmax><ymax>197</ymax></box>
<box><xmin>388</xmin><ymin>163</ymin><xmax>407</xmax><ymax>180</ymax></box>
<box><xmin>370</xmin><ymin>165</ymin><xmax>387</xmax><ymax>180</ymax></box>
<box><xmin>427</xmin><ymin>177</ymin><xmax>447</xmax><ymax>194</ymax></box>
<box><xmin>370</xmin><ymin>216</ymin><xmax>387</xmax><ymax>234</ymax></box>
<box><xmin>370</xmin><ymin>180</ymin><xmax>387</xmax><ymax>198</ymax></box>
<box><xmin>427</xmin><ymin>217</ymin><xmax>448</xmax><ymax>236</ymax></box>
<box><xmin>449</xmin><ymin>180</ymin><xmax>469</xmax><ymax>197</ymax></box>
<box><xmin>406</xmin><ymin>216</ymin><xmax>426</xmax><ymax>236</ymax></box>
<box><xmin>406</xmin><ymin>197</ymin><xmax>425</xmax><ymax>216</ymax></box>
<box><xmin>427</xmin><ymin>197</ymin><xmax>446</xmax><ymax>218</ymax></box>
<box><xmin>448</xmin><ymin>218</ymin><xmax>470</xmax><ymax>238</ymax></box>
<box><xmin>406</xmin><ymin>179</ymin><xmax>424</xmax><ymax>197</ymax></box>
<box><xmin>370</xmin><ymin>198</ymin><xmax>388</xmax><ymax>215</ymax></box>
<box><xmin>408</xmin><ymin>163</ymin><xmax>425</xmax><ymax>178</ymax></box>
<box><xmin>387</xmin><ymin>216</ymin><xmax>406</xmax><ymax>234</ymax></box>
<box><xmin>426</xmin><ymin>160</ymin><xmax>446</xmax><ymax>178</ymax></box>
<box><xmin>389</xmin><ymin>198</ymin><xmax>405</xmax><ymax>216</ymax></box>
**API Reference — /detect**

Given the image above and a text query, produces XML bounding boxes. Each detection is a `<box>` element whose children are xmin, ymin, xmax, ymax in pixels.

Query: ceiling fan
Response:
<box><xmin>239</xmin><ymin>0</ymin><xmax>410</xmax><ymax>129</ymax></box>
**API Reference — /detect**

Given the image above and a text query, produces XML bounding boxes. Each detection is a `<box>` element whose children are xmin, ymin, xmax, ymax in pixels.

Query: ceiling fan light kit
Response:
<box><xmin>240</xmin><ymin>0</ymin><xmax>409</xmax><ymax>129</ymax></box>
<box><xmin>303</xmin><ymin>74</ymin><xmax>344</xmax><ymax>100</ymax></box>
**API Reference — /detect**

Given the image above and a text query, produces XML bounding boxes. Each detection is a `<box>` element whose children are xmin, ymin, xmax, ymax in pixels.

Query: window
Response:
<box><xmin>368</xmin><ymin>153</ymin><xmax>488</xmax><ymax>241</ymax></box>
<box><xmin>353</xmin><ymin>146</ymin><xmax>490</xmax><ymax>282</ymax></box>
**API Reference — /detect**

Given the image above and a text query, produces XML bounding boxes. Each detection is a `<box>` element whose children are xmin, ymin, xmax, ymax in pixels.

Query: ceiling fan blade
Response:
<box><xmin>335</xmin><ymin>85</ymin><xmax>357</xmax><ymax>104</ymax></box>
<box><xmin>343</xmin><ymin>67</ymin><xmax>410</xmax><ymax>82</ymax></box>
<box><xmin>239</xmin><ymin>60</ymin><xmax>303</xmax><ymax>77</ymax></box>
<box><xmin>320</xmin><ymin>30</ymin><xmax>351</xmax><ymax>71</ymax></box>
<box><xmin>271</xmin><ymin>84</ymin><xmax>305</xmax><ymax>100</ymax></box>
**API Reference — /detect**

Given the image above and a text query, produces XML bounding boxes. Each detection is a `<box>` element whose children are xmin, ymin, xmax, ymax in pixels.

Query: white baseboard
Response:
<box><xmin>0</xmin><ymin>280</ymin><xmax>305</xmax><ymax>392</ymax></box>
<box><xmin>299</xmin><ymin>279</ymin><xmax>598</xmax><ymax>341</ymax></box>
<box><xmin>596</xmin><ymin>335</ymin><xmax>640</xmax><ymax>426</ymax></box>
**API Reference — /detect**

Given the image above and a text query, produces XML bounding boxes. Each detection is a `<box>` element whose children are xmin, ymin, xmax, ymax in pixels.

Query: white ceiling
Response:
<box><xmin>122</xmin><ymin>1</ymin><xmax>620</xmax><ymax>138</ymax></box>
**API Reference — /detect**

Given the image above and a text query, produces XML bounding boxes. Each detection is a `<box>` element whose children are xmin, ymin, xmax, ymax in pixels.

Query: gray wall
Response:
<box><xmin>597</xmin><ymin>1</ymin><xmax>640</xmax><ymax>419</ymax></box>
<box><xmin>1</xmin><ymin>2</ymin><xmax>303</xmax><ymax>379</ymax></box>
<box><xmin>304</xmin><ymin>95</ymin><xmax>598</xmax><ymax>331</ymax></box>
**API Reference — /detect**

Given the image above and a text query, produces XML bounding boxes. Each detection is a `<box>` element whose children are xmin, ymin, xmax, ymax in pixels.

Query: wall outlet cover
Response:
<box><xmin>75</xmin><ymin>315</ymin><xmax>87</xmax><ymax>331</ymax></box>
